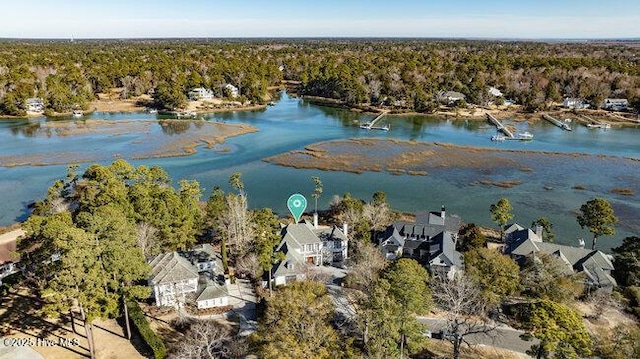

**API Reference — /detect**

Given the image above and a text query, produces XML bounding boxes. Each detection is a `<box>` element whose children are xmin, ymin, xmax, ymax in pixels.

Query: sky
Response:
<box><xmin>1</xmin><ymin>0</ymin><xmax>639</xmax><ymax>39</ymax></box>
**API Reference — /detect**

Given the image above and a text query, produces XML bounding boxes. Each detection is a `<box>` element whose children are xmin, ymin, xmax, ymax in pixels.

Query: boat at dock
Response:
<box><xmin>587</xmin><ymin>123</ymin><xmax>611</xmax><ymax>129</ymax></box>
<box><xmin>176</xmin><ymin>111</ymin><xmax>197</xmax><ymax>119</ymax></box>
<box><xmin>515</xmin><ymin>131</ymin><xmax>534</xmax><ymax>140</ymax></box>
<box><xmin>360</xmin><ymin>123</ymin><xmax>390</xmax><ymax>131</ymax></box>
<box><xmin>72</xmin><ymin>110</ymin><xmax>83</xmax><ymax>117</ymax></box>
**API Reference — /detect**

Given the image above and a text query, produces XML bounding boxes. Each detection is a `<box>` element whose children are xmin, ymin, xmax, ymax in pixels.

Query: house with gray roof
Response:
<box><xmin>314</xmin><ymin>224</ymin><xmax>349</xmax><ymax>264</ymax></box>
<box><xmin>378</xmin><ymin>206</ymin><xmax>463</xmax><ymax>279</ymax></box>
<box><xmin>149</xmin><ymin>252</ymin><xmax>200</xmax><ymax>307</ymax></box>
<box><xmin>504</xmin><ymin>223</ymin><xmax>617</xmax><ymax>288</ymax></box>
<box><xmin>602</xmin><ymin>98</ymin><xmax>628</xmax><ymax>111</ymax></box>
<box><xmin>437</xmin><ymin>91</ymin><xmax>466</xmax><ymax>105</ymax></box>
<box><xmin>270</xmin><ymin>221</ymin><xmax>349</xmax><ymax>286</ymax></box>
<box><xmin>149</xmin><ymin>245</ymin><xmax>230</xmax><ymax>308</ymax></box>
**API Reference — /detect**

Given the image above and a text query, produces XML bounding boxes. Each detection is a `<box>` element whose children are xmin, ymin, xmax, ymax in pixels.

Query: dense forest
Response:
<box><xmin>0</xmin><ymin>39</ymin><xmax>639</xmax><ymax>116</ymax></box>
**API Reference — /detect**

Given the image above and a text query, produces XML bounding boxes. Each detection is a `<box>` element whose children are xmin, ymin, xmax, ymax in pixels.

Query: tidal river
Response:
<box><xmin>1</xmin><ymin>92</ymin><xmax>638</xmax><ymax>251</ymax></box>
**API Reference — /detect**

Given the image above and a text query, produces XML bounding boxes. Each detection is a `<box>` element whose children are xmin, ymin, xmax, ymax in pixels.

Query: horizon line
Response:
<box><xmin>1</xmin><ymin>36</ymin><xmax>639</xmax><ymax>41</ymax></box>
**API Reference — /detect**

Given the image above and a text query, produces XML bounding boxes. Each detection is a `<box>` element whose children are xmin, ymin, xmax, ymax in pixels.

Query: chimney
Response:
<box><xmin>313</xmin><ymin>212</ymin><xmax>318</xmax><ymax>229</ymax></box>
<box><xmin>343</xmin><ymin>223</ymin><xmax>348</xmax><ymax>238</ymax></box>
<box><xmin>535</xmin><ymin>225</ymin><xmax>543</xmax><ymax>239</ymax></box>
<box><xmin>441</xmin><ymin>205</ymin><xmax>446</xmax><ymax>219</ymax></box>
<box><xmin>578</xmin><ymin>238</ymin><xmax>585</xmax><ymax>249</ymax></box>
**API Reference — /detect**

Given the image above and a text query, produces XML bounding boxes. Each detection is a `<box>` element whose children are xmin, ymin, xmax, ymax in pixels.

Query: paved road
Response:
<box><xmin>418</xmin><ymin>318</ymin><xmax>538</xmax><ymax>354</ymax></box>
<box><xmin>323</xmin><ymin>282</ymin><xmax>537</xmax><ymax>354</ymax></box>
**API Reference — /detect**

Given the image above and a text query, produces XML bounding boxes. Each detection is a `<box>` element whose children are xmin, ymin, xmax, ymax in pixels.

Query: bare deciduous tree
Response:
<box><xmin>221</xmin><ymin>194</ymin><xmax>254</xmax><ymax>258</ymax></box>
<box><xmin>363</xmin><ymin>202</ymin><xmax>394</xmax><ymax>232</ymax></box>
<box><xmin>431</xmin><ymin>272</ymin><xmax>498</xmax><ymax>359</ymax></box>
<box><xmin>136</xmin><ymin>222</ymin><xmax>158</xmax><ymax>257</ymax></box>
<box><xmin>170</xmin><ymin>320</ymin><xmax>236</xmax><ymax>359</ymax></box>
<box><xmin>235</xmin><ymin>252</ymin><xmax>261</xmax><ymax>279</ymax></box>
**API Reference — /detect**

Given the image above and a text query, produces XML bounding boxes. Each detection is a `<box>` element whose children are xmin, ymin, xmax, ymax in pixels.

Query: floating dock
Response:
<box><xmin>486</xmin><ymin>113</ymin><xmax>514</xmax><ymax>138</ymax></box>
<box><xmin>542</xmin><ymin>114</ymin><xmax>572</xmax><ymax>131</ymax></box>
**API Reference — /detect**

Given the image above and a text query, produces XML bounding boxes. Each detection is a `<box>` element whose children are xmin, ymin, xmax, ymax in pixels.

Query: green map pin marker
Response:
<box><xmin>287</xmin><ymin>193</ymin><xmax>307</xmax><ymax>223</ymax></box>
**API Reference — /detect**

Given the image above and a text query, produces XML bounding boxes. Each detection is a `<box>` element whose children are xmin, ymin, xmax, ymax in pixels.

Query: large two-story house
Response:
<box><xmin>148</xmin><ymin>244</ymin><xmax>229</xmax><ymax>308</ymax></box>
<box><xmin>503</xmin><ymin>223</ymin><xmax>617</xmax><ymax>288</ymax></box>
<box><xmin>270</xmin><ymin>221</ymin><xmax>349</xmax><ymax>286</ymax></box>
<box><xmin>378</xmin><ymin>206</ymin><xmax>463</xmax><ymax>279</ymax></box>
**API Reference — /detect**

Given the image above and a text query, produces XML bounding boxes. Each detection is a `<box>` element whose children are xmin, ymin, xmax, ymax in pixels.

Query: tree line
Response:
<box><xmin>0</xmin><ymin>39</ymin><xmax>639</xmax><ymax>116</ymax></box>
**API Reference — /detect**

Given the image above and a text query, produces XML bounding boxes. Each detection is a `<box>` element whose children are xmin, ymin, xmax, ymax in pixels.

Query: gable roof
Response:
<box><xmin>196</xmin><ymin>282</ymin><xmax>229</xmax><ymax>302</ymax></box>
<box><xmin>280</xmin><ymin>222</ymin><xmax>322</xmax><ymax>248</ymax></box>
<box><xmin>314</xmin><ymin>225</ymin><xmax>347</xmax><ymax>242</ymax></box>
<box><xmin>505</xmin><ymin>224</ymin><xmax>616</xmax><ymax>286</ymax></box>
<box><xmin>149</xmin><ymin>252</ymin><xmax>199</xmax><ymax>285</ymax></box>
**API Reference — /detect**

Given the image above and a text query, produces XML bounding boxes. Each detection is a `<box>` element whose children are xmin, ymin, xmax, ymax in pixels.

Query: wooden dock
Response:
<box><xmin>580</xmin><ymin>115</ymin><xmax>611</xmax><ymax>129</ymax></box>
<box><xmin>360</xmin><ymin>112</ymin><xmax>390</xmax><ymax>131</ymax></box>
<box><xmin>542</xmin><ymin>114</ymin><xmax>572</xmax><ymax>131</ymax></box>
<box><xmin>486</xmin><ymin>113</ymin><xmax>514</xmax><ymax>138</ymax></box>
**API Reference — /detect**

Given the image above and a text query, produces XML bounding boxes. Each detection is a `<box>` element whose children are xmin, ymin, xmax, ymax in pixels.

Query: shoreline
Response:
<box><xmin>300</xmin><ymin>94</ymin><xmax>640</xmax><ymax>126</ymax></box>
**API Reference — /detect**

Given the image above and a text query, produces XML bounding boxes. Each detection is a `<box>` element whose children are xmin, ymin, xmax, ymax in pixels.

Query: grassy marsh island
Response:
<box><xmin>264</xmin><ymin>138</ymin><xmax>640</xmax><ymax>194</ymax></box>
<box><xmin>0</xmin><ymin>119</ymin><xmax>257</xmax><ymax>167</ymax></box>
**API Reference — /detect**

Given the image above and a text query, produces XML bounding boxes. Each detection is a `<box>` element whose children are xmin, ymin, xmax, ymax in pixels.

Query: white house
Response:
<box><xmin>562</xmin><ymin>98</ymin><xmax>589</xmax><ymax>109</ymax></box>
<box><xmin>188</xmin><ymin>87</ymin><xmax>214</xmax><ymax>101</ymax></box>
<box><xmin>148</xmin><ymin>252</ymin><xmax>199</xmax><ymax>307</ymax></box>
<box><xmin>25</xmin><ymin>97</ymin><xmax>44</xmax><ymax>112</ymax></box>
<box><xmin>488</xmin><ymin>86</ymin><xmax>503</xmax><ymax>97</ymax></box>
<box><xmin>270</xmin><ymin>222</ymin><xmax>349</xmax><ymax>286</ymax></box>
<box><xmin>602</xmin><ymin>98</ymin><xmax>628</xmax><ymax>111</ymax></box>
<box><xmin>224</xmin><ymin>84</ymin><xmax>239</xmax><ymax>98</ymax></box>
<box><xmin>437</xmin><ymin>91</ymin><xmax>466</xmax><ymax>105</ymax></box>
<box><xmin>196</xmin><ymin>282</ymin><xmax>229</xmax><ymax>309</ymax></box>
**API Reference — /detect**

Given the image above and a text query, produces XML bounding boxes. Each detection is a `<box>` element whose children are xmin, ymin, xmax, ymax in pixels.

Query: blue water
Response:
<box><xmin>1</xmin><ymin>92</ymin><xmax>638</xmax><ymax>251</ymax></box>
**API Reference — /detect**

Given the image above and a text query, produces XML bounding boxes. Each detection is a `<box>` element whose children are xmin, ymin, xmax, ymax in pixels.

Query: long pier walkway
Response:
<box><xmin>542</xmin><ymin>114</ymin><xmax>572</xmax><ymax>131</ymax></box>
<box><xmin>360</xmin><ymin>111</ymin><xmax>390</xmax><ymax>131</ymax></box>
<box><xmin>486</xmin><ymin>113</ymin><xmax>514</xmax><ymax>138</ymax></box>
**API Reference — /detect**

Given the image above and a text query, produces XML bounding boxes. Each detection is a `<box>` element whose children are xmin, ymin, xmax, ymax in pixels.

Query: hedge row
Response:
<box><xmin>126</xmin><ymin>299</ymin><xmax>167</xmax><ymax>359</ymax></box>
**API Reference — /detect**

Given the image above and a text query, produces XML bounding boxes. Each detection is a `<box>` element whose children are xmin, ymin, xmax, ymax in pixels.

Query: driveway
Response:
<box><xmin>227</xmin><ymin>279</ymin><xmax>257</xmax><ymax>336</ymax></box>
<box><xmin>418</xmin><ymin>317</ymin><xmax>538</xmax><ymax>354</ymax></box>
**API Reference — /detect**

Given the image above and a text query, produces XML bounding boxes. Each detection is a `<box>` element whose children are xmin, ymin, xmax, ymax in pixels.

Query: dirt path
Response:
<box><xmin>0</xmin><ymin>229</ymin><xmax>23</xmax><ymax>265</ymax></box>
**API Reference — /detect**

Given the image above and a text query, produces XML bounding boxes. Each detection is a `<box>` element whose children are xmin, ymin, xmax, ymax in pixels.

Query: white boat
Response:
<box><xmin>516</xmin><ymin>131</ymin><xmax>534</xmax><ymax>140</ymax></box>
<box><xmin>147</xmin><ymin>108</ymin><xmax>158</xmax><ymax>114</ymax></box>
<box><xmin>177</xmin><ymin>111</ymin><xmax>197</xmax><ymax>119</ymax></box>
<box><xmin>587</xmin><ymin>123</ymin><xmax>611</xmax><ymax>129</ymax></box>
<box><xmin>72</xmin><ymin>110</ymin><xmax>83</xmax><ymax>117</ymax></box>
<box><xmin>491</xmin><ymin>135</ymin><xmax>506</xmax><ymax>141</ymax></box>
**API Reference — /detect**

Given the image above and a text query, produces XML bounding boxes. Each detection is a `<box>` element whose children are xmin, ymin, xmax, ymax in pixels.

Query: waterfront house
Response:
<box><xmin>149</xmin><ymin>245</ymin><xmax>230</xmax><ymax>308</ymax></box>
<box><xmin>270</xmin><ymin>221</ymin><xmax>349</xmax><ymax>285</ymax></box>
<box><xmin>437</xmin><ymin>91</ymin><xmax>466</xmax><ymax>105</ymax></box>
<box><xmin>562</xmin><ymin>97</ymin><xmax>590</xmax><ymax>109</ymax></box>
<box><xmin>602</xmin><ymin>98</ymin><xmax>629</xmax><ymax>111</ymax></box>
<box><xmin>188</xmin><ymin>87</ymin><xmax>214</xmax><ymax>101</ymax></box>
<box><xmin>148</xmin><ymin>252</ymin><xmax>200</xmax><ymax>307</ymax></box>
<box><xmin>314</xmin><ymin>224</ymin><xmax>349</xmax><ymax>264</ymax></box>
<box><xmin>503</xmin><ymin>223</ymin><xmax>617</xmax><ymax>288</ymax></box>
<box><xmin>25</xmin><ymin>97</ymin><xmax>44</xmax><ymax>112</ymax></box>
<box><xmin>377</xmin><ymin>206</ymin><xmax>463</xmax><ymax>279</ymax></box>
<box><xmin>224</xmin><ymin>84</ymin><xmax>239</xmax><ymax>98</ymax></box>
